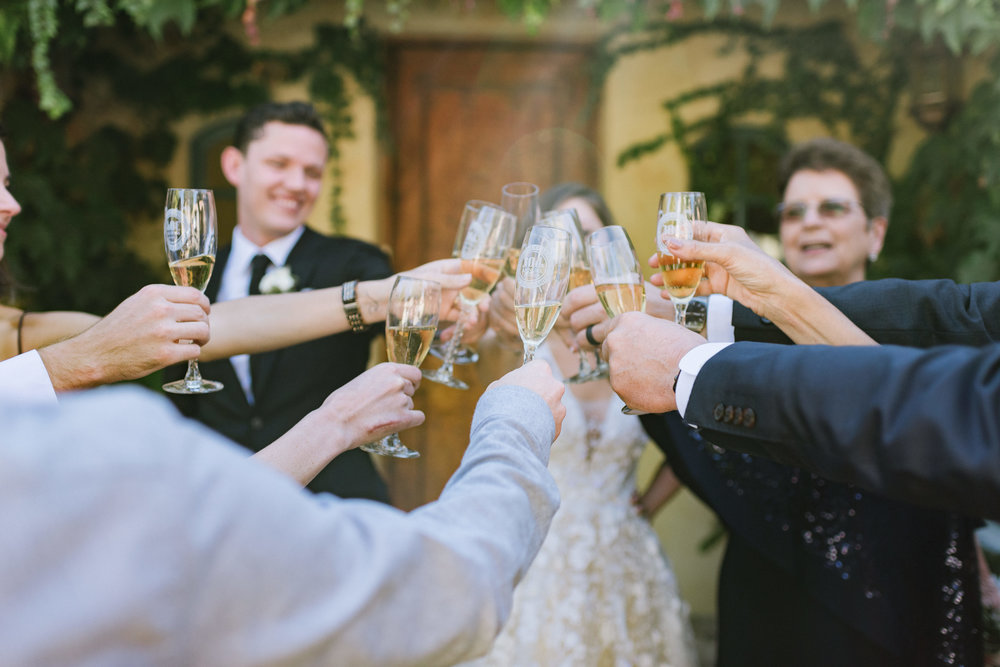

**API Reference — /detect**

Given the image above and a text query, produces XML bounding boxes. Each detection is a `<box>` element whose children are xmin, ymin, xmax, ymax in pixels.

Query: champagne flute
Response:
<box><xmin>423</xmin><ymin>203</ymin><xmax>515</xmax><ymax>389</ymax></box>
<box><xmin>501</xmin><ymin>182</ymin><xmax>541</xmax><ymax>277</ymax></box>
<box><xmin>429</xmin><ymin>199</ymin><xmax>491</xmax><ymax>365</ymax></box>
<box><xmin>656</xmin><ymin>192</ymin><xmax>707</xmax><ymax>325</ymax></box>
<box><xmin>587</xmin><ymin>225</ymin><xmax>645</xmax><ymax>413</ymax></box>
<box><xmin>361</xmin><ymin>276</ymin><xmax>441</xmax><ymax>459</ymax></box>
<box><xmin>540</xmin><ymin>208</ymin><xmax>596</xmax><ymax>383</ymax></box>
<box><xmin>162</xmin><ymin>188</ymin><xmax>223</xmax><ymax>395</ymax></box>
<box><xmin>514</xmin><ymin>225</ymin><xmax>572</xmax><ymax>364</ymax></box>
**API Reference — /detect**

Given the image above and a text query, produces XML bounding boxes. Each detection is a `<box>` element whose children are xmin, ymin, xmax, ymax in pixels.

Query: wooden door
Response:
<box><xmin>380</xmin><ymin>40</ymin><xmax>598</xmax><ymax>510</ymax></box>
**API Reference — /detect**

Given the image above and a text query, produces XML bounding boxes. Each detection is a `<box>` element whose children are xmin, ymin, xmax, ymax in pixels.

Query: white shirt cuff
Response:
<box><xmin>0</xmin><ymin>350</ymin><xmax>58</xmax><ymax>405</ymax></box>
<box><xmin>706</xmin><ymin>294</ymin><xmax>735</xmax><ymax>343</ymax></box>
<box><xmin>675</xmin><ymin>342</ymin><xmax>731</xmax><ymax>417</ymax></box>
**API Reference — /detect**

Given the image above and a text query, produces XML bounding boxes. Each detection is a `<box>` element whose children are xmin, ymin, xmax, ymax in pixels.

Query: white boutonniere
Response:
<box><xmin>259</xmin><ymin>266</ymin><xmax>299</xmax><ymax>294</ymax></box>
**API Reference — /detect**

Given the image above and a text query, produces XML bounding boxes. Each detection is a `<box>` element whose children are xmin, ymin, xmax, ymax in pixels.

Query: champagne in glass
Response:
<box><xmin>514</xmin><ymin>225</ymin><xmax>571</xmax><ymax>364</ymax></box>
<box><xmin>588</xmin><ymin>226</ymin><xmax>646</xmax><ymax>318</ymax></box>
<box><xmin>501</xmin><ymin>182</ymin><xmax>540</xmax><ymax>276</ymax></box>
<box><xmin>540</xmin><ymin>208</ymin><xmax>596</xmax><ymax>383</ymax></box>
<box><xmin>162</xmin><ymin>188</ymin><xmax>223</xmax><ymax>395</ymax></box>
<box><xmin>423</xmin><ymin>203</ymin><xmax>515</xmax><ymax>389</ymax></box>
<box><xmin>429</xmin><ymin>199</ymin><xmax>493</xmax><ymax>365</ymax></box>
<box><xmin>656</xmin><ymin>192</ymin><xmax>707</xmax><ymax>324</ymax></box>
<box><xmin>587</xmin><ymin>225</ymin><xmax>646</xmax><ymax>414</ymax></box>
<box><xmin>361</xmin><ymin>276</ymin><xmax>441</xmax><ymax>459</ymax></box>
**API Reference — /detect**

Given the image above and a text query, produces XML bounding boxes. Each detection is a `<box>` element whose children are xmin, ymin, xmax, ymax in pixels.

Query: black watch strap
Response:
<box><xmin>342</xmin><ymin>280</ymin><xmax>367</xmax><ymax>333</ymax></box>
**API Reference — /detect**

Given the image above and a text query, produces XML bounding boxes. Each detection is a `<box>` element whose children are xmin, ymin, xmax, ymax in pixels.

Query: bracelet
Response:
<box><xmin>341</xmin><ymin>280</ymin><xmax>367</xmax><ymax>333</ymax></box>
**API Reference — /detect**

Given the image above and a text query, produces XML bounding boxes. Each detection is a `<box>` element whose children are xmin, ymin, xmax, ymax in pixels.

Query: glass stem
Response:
<box><xmin>674</xmin><ymin>301</ymin><xmax>689</xmax><ymax>326</ymax></box>
<box><xmin>183</xmin><ymin>359</ymin><xmax>203</xmax><ymax>389</ymax></box>
<box><xmin>438</xmin><ymin>305</ymin><xmax>471</xmax><ymax>376</ymax></box>
<box><xmin>522</xmin><ymin>342</ymin><xmax>539</xmax><ymax>365</ymax></box>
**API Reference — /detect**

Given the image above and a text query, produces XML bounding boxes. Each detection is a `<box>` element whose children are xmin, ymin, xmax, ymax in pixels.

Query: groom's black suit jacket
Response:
<box><xmin>167</xmin><ymin>227</ymin><xmax>393</xmax><ymax>501</ymax></box>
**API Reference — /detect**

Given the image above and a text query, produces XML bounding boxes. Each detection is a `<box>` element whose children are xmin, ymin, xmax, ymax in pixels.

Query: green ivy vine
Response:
<box><xmin>3</xmin><ymin>7</ymin><xmax>385</xmax><ymax>314</ymax></box>
<box><xmin>593</xmin><ymin>17</ymin><xmax>1000</xmax><ymax>283</ymax></box>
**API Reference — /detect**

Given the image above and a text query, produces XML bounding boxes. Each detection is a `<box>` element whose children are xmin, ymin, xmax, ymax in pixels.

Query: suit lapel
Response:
<box><xmin>250</xmin><ymin>229</ymin><xmax>320</xmax><ymax>401</ymax></box>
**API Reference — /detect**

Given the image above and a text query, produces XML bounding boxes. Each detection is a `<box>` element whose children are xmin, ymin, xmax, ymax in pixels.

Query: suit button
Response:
<box><xmin>743</xmin><ymin>408</ymin><xmax>756</xmax><ymax>429</ymax></box>
<box><xmin>733</xmin><ymin>407</ymin><xmax>743</xmax><ymax>425</ymax></box>
<box><xmin>723</xmin><ymin>405</ymin><xmax>734</xmax><ymax>423</ymax></box>
<box><xmin>250</xmin><ymin>417</ymin><xmax>264</xmax><ymax>430</ymax></box>
<box><xmin>713</xmin><ymin>403</ymin><xmax>725</xmax><ymax>421</ymax></box>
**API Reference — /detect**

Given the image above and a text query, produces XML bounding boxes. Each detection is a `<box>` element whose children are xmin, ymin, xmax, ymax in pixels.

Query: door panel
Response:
<box><xmin>382</xmin><ymin>40</ymin><xmax>598</xmax><ymax>510</ymax></box>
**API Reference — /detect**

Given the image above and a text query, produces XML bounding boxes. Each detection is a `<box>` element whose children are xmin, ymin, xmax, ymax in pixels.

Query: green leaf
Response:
<box><xmin>0</xmin><ymin>11</ymin><xmax>21</xmax><ymax>63</ymax></box>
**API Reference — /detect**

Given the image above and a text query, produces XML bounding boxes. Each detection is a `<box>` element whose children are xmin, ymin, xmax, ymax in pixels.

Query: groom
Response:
<box><xmin>166</xmin><ymin>101</ymin><xmax>393</xmax><ymax>502</ymax></box>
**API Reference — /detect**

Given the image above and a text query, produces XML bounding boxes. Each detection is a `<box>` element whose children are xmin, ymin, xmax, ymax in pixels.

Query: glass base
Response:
<box><xmin>429</xmin><ymin>343</ymin><xmax>479</xmax><ymax>365</ymax></box>
<box><xmin>422</xmin><ymin>367</ymin><xmax>469</xmax><ymax>390</ymax></box>
<box><xmin>621</xmin><ymin>405</ymin><xmax>648</xmax><ymax>416</ymax></box>
<box><xmin>361</xmin><ymin>434</ymin><xmax>420</xmax><ymax>458</ymax></box>
<box><xmin>565</xmin><ymin>371</ymin><xmax>599</xmax><ymax>384</ymax></box>
<box><xmin>162</xmin><ymin>378</ymin><xmax>223</xmax><ymax>395</ymax></box>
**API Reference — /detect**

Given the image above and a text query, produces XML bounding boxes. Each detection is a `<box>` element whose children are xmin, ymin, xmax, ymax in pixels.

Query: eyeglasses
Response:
<box><xmin>776</xmin><ymin>198</ymin><xmax>864</xmax><ymax>223</ymax></box>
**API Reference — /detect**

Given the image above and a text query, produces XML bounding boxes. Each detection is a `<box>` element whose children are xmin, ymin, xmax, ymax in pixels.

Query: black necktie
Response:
<box><xmin>248</xmin><ymin>254</ymin><xmax>272</xmax><ymax>296</ymax></box>
<box><xmin>247</xmin><ymin>254</ymin><xmax>272</xmax><ymax>402</ymax></box>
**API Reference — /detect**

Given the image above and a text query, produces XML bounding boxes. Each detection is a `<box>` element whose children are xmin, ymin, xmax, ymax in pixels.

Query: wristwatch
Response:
<box><xmin>341</xmin><ymin>280</ymin><xmax>367</xmax><ymax>333</ymax></box>
<box><xmin>682</xmin><ymin>296</ymin><xmax>707</xmax><ymax>334</ymax></box>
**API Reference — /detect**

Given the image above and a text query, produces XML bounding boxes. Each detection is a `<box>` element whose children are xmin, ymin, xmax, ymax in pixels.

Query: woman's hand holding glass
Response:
<box><xmin>514</xmin><ymin>225</ymin><xmax>572</xmax><ymax>364</ymax></box>
<box><xmin>361</xmin><ymin>276</ymin><xmax>442</xmax><ymax>459</ymax></box>
<box><xmin>162</xmin><ymin>187</ymin><xmax>223</xmax><ymax>395</ymax></box>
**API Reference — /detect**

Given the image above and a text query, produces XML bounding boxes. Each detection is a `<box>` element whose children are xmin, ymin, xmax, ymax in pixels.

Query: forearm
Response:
<box><xmin>202</xmin><ymin>278</ymin><xmax>392</xmax><ymax>361</ymax></box>
<box><xmin>638</xmin><ymin>462</ymin><xmax>682</xmax><ymax>518</ymax></box>
<box><xmin>19</xmin><ymin>311</ymin><xmax>101</xmax><ymax>353</ymax></box>
<box><xmin>36</xmin><ymin>338</ymin><xmax>105</xmax><ymax>391</ymax></box>
<box><xmin>251</xmin><ymin>409</ymin><xmax>352</xmax><ymax>487</ymax></box>
<box><xmin>735</xmin><ymin>279</ymin><xmax>1000</xmax><ymax>347</ymax></box>
<box><xmin>758</xmin><ymin>278</ymin><xmax>876</xmax><ymax>347</ymax></box>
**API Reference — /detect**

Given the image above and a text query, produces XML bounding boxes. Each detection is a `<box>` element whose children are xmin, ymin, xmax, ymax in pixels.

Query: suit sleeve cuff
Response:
<box><xmin>0</xmin><ymin>350</ymin><xmax>58</xmax><ymax>404</ymax></box>
<box><xmin>675</xmin><ymin>342</ymin><xmax>732</xmax><ymax>417</ymax></box>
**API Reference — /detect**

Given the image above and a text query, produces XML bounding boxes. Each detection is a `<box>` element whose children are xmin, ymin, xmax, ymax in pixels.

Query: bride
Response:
<box><xmin>466</xmin><ymin>184</ymin><xmax>698</xmax><ymax>667</ymax></box>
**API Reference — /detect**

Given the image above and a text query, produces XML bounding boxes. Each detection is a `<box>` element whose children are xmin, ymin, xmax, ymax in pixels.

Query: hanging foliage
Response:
<box><xmin>1</xmin><ymin>7</ymin><xmax>385</xmax><ymax>314</ymax></box>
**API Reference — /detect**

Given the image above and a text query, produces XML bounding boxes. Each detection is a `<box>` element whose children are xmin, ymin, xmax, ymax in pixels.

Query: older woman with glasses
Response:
<box><xmin>642</xmin><ymin>137</ymin><xmax>994</xmax><ymax>666</ymax></box>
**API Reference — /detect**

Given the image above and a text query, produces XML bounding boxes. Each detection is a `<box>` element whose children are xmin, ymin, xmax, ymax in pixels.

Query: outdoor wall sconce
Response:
<box><xmin>909</xmin><ymin>42</ymin><xmax>963</xmax><ymax>132</ymax></box>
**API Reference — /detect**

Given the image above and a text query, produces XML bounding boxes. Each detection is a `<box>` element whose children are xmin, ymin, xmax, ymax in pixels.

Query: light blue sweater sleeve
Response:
<box><xmin>0</xmin><ymin>383</ymin><xmax>559</xmax><ymax>666</ymax></box>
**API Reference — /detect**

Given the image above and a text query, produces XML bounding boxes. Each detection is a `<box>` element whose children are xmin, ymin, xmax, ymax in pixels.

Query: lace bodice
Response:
<box><xmin>463</xmin><ymin>345</ymin><xmax>698</xmax><ymax>667</ymax></box>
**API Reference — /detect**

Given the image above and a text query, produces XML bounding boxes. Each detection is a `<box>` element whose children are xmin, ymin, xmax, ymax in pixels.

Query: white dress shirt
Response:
<box><xmin>215</xmin><ymin>225</ymin><xmax>304</xmax><ymax>402</ymax></box>
<box><xmin>675</xmin><ymin>294</ymin><xmax>735</xmax><ymax>416</ymax></box>
<box><xmin>0</xmin><ymin>350</ymin><xmax>58</xmax><ymax>404</ymax></box>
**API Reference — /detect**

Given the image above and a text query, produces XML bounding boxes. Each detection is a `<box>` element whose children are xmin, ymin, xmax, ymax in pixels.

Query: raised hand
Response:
<box><xmin>488</xmin><ymin>359</ymin><xmax>566</xmax><ymax>439</ymax></box>
<box><xmin>40</xmin><ymin>284</ymin><xmax>210</xmax><ymax>391</ymax></box>
<box><xmin>586</xmin><ymin>311</ymin><xmax>706</xmax><ymax>414</ymax></box>
<box><xmin>256</xmin><ymin>363</ymin><xmax>425</xmax><ymax>485</ymax></box>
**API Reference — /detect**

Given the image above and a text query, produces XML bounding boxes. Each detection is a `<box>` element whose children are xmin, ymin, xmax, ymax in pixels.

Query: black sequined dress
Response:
<box><xmin>643</xmin><ymin>412</ymin><xmax>983</xmax><ymax>667</ymax></box>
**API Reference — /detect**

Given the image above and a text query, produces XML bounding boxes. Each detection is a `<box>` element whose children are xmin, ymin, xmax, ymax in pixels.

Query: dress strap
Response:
<box><xmin>16</xmin><ymin>310</ymin><xmax>26</xmax><ymax>355</ymax></box>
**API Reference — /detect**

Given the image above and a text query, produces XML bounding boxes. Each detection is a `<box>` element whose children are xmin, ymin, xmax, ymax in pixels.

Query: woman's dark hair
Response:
<box><xmin>231</xmin><ymin>101</ymin><xmax>329</xmax><ymax>153</ymax></box>
<box><xmin>539</xmin><ymin>182</ymin><xmax>616</xmax><ymax>227</ymax></box>
<box><xmin>779</xmin><ymin>137</ymin><xmax>892</xmax><ymax>221</ymax></box>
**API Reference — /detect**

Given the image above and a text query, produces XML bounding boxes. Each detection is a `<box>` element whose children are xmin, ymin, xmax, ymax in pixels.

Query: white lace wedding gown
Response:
<box><xmin>464</xmin><ymin>345</ymin><xmax>699</xmax><ymax>667</ymax></box>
